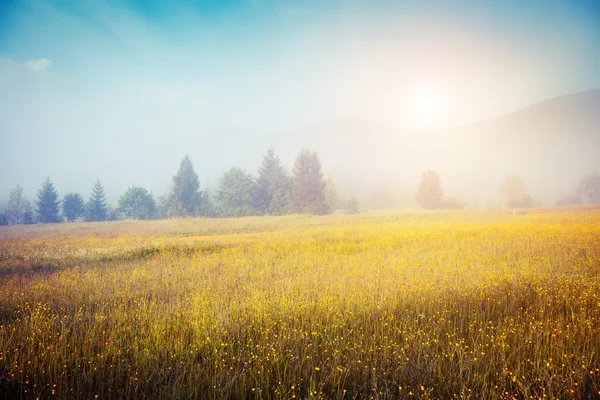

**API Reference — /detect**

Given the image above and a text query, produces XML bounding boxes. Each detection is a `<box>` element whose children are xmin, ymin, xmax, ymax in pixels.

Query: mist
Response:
<box><xmin>2</xmin><ymin>0</ymin><xmax>600</xmax><ymax>211</ymax></box>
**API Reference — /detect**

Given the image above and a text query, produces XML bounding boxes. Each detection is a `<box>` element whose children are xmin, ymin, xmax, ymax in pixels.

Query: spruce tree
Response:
<box><xmin>169</xmin><ymin>155</ymin><xmax>203</xmax><ymax>217</ymax></box>
<box><xmin>257</xmin><ymin>148</ymin><xmax>291</xmax><ymax>215</ymax></box>
<box><xmin>86</xmin><ymin>180</ymin><xmax>108</xmax><ymax>222</ymax></box>
<box><xmin>36</xmin><ymin>178</ymin><xmax>61</xmax><ymax>223</ymax></box>
<box><xmin>291</xmin><ymin>149</ymin><xmax>329</xmax><ymax>215</ymax></box>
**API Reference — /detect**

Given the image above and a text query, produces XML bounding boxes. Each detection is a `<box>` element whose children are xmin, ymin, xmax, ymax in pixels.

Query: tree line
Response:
<box><xmin>2</xmin><ymin>147</ymin><xmax>600</xmax><ymax>225</ymax></box>
<box><xmin>1</xmin><ymin>148</ymin><xmax>335</xmax><ymax>225</ymax></box>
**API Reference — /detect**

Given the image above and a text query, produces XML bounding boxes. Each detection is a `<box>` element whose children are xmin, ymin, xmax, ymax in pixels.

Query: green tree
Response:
<box><xmin>7</xmin><ymin>184</ymin><xmax>33</xmax><ymax>225</ymax></box>
<box><xmin>499</xmin><ymin>176</ymin><xmax>536</xmax><ymax>208</ymax></box>
<box><xmin>118</xmin><ymin>186</ymin><xmax>156</xmax><ymax>220</ymax></box>
<box><xmin>576</xmin><ymin>173</ymin><xmax>600</xmax><ymax>204</ymax></box>
<box><xmin>216</xmin><ymin>167</ymin><xmax>260</xmax><ymax>217</ymax></box>
<box><xmin>257</xmin><ymin>148</ymin><xmax>291</xmax><ymax>215</ymax></box>
<box><xmin>62</xmin><ymin>193</ymin><xmax>85</xmax><ymax>222</ymax></box>
<box><xmin>415</xmin><ymin>170</ymin><xmax>444</xmax><ymax>209</ymax></box>
<box><xmin>169</xmin><ymin>155</ymin><xmax>204</xmax><ymax>217</ymax></box>
<box><xmin>291</xmin><ymin>149</ymin><xmax>329</xmax><ymax>215</ymax></box>
<box><xmin>85</xmin><ymin>180</ymin><xmax>108</xmax><ymax>222</ymax></box>
<box><xmin>36</xmin><ymin>178</ymin><xmax>61</xmax><ymax>223</ymax></box>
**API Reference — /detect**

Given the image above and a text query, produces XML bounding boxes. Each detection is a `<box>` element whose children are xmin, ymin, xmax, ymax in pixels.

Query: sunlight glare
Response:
<box><xmin>409</xmin><ymin>86</ymin><xmax>446</xmax><ymax>129</ymax></box>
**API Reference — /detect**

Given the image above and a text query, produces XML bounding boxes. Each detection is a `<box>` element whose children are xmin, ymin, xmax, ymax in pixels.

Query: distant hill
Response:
<box><xmin>443</xmin><ymin>89</ymin><xmax>600</xmax><ymax>205</ymax></box>
<box><xmin>4</xmin><ymin>87</ymin><xmax>597</xmax><ymax>211</ymax></box>
<box><xmin>282</xmin><ymin>90</ymin><xmax>600</xmax><ymax>207</ymax></box>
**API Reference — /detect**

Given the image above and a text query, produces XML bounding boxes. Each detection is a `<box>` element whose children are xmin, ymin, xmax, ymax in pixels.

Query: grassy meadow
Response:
<box><xmin>1</xmin><ymin>210</ymin><xmax>599</xmax><ymax>399</ymax></box>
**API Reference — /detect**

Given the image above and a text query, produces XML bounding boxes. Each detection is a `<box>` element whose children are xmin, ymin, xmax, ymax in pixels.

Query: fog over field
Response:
<box><xmin>3</xmin><ymin>2</ymin><xmax>600</xmax><ymax>398</ymax></box>
<box><xmin>1</xmin><ymin>0</ymin><xmax>600</xmax><ymax>210</ymax></box>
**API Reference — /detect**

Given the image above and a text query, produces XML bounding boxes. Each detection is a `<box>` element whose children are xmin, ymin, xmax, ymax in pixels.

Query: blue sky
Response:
<box><xmin>1</xmin><ymin>0</ymin><xmax>599</xmax><ymax>203</ymax></box>
<box><xmin>2</xmin><ymin>0</ymin><xmax>599</xmax><ymax>126</ymax></box>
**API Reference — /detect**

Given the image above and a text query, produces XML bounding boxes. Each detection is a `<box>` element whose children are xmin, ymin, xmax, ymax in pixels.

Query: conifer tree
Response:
<box><xmin>36</xmin><ymin>178</ymin><xmax>61</xmax><ymax>223</ymax></box>
<box><xmin>291</xmin><ymin>149</ymin><xmax>329</xmax><ymax>215</ymax></box>
<box><xmin>85</xmin><ymin>180</ymin><xmax>108</xmax><ymax>222</ymax></box>
<box><xmin>257</xmin><ymin>148</ymin><xmax>291</xmax><ymax>215</ymax></box>
<box><xmin>169</xmin><ymin>155</ymin><xmax>203</xmax><ymax>216</ymax></box>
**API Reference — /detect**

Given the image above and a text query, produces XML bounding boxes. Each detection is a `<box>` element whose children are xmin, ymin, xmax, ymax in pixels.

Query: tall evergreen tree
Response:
<box><xmin>62</xmin><ymin>193</ymin><xmax>85</xmax><ymax>222</ymax></box>
<box><xmin>85</xmin><ymin>180</ymin><xmax>108</xmax><ymax>222</ymax></box>
<box><xmin>415</xmin><ymin>170</ymin><xmax>444</xmax><ymax>209</ymax></box>
<box><xmin>291</xmin><ymin>149</ymin><xmax>329</xmax><ymax>215</ymax></box>
<box><xmin>169</xmin><ymin>155</ymin><xmax>203</xmax><ymax>216</ymax></box>
<box><xmin>36</xmin><ymin>178</ymin><xmax>61</xmax><ymax>223</ymax></box>
<box><xmin>7</xmin><ymin>184</ymin><xmax>33</xmax><ymax>225</ymax></box>
<box><xmin>257</xmin><ymin>148</ymin><xmax>291</xmax><ymax>215</ymax></box>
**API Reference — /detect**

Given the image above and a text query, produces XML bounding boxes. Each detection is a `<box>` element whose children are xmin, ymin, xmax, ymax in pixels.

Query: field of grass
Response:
<box><xmin>1</xmin><ymin>210</ymin><xmax>599</xmax><ymax>399</ymax></box>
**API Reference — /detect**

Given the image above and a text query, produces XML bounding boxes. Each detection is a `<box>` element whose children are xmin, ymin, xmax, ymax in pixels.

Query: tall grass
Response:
<box><xmin>1</xmin><ymin>210</ymin><xmax>599</xmax><ymax>399</ymax></box>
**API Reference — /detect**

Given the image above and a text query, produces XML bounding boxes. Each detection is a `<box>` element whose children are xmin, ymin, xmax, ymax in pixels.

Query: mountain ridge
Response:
<box><xmin>288</xmin><ymin>89</ymin><xmax>600</xmax><ymax>207</ymax></box>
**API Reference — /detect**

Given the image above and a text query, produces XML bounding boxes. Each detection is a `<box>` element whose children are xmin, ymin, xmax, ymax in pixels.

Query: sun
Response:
<box><xmin>409</xmin><ymin>86</ymin><xmax>446</xmax><ymax>129</ymax></box>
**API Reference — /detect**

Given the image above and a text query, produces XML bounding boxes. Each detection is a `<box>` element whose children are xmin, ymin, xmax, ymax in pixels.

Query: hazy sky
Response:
<box><xmin>1</xmin><ymin>0</ymin><xmax>599</xmax><ymax>203</ymax></box>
